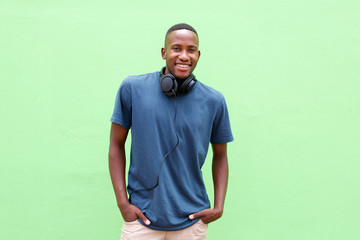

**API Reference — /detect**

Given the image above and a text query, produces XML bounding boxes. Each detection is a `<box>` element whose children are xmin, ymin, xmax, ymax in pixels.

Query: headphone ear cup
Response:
<box><xmin>161</xmin><ymin>74</ymin><xmax>178</xmax><ymax>96</ymax></box>
<box><xmin>185</xmin><ymin>78</ymin><xmax>196</xmax><ymax>92</ymax></box>
<box><xmin>179</xmin><ymin>75</ymin><xmax>196</xmax><ymax>94</ymax></box>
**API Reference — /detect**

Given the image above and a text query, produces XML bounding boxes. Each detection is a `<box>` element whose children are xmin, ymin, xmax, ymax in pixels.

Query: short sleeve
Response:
<box><xmin>210</xmin><ymin>97</ymin><xmax>234</xmax><ymax>144</ymax></box>
<box><xmin>110</xmin><ymin>78</ymin><xmax>132</xmax><ymax>129</ymax></box>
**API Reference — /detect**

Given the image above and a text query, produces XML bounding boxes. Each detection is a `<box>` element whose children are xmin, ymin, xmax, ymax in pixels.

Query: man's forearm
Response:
<box><xmin>109</xmin><ymin>143</ymin><xmax>129</xmax><ymax>207</ymax></box>
<box><xmin>213</xmin><ymin>156</ymin><xmax>228</xmax><ymax>211</ymax></box>
<box><xmin>212</xmin><ymin>143</ymin><xmax>229</xmax><ymax>212</ymax></box>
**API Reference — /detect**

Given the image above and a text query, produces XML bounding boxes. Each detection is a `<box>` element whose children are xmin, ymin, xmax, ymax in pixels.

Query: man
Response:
<box><xmin>109</xmin><ymin>23</ymin><xmax>233</xmax><ymax>239</ymax></box>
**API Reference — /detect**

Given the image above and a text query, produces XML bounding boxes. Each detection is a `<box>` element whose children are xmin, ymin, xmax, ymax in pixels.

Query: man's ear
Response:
<box><xmin>198</xmin><ymin>50</ymin><xmax>201</xmax><ymax>60</ymax></box>
<box><xmin>161</xmin><ymin>48</ymin><xmax>166</xmax><ymax>60</ymax></box>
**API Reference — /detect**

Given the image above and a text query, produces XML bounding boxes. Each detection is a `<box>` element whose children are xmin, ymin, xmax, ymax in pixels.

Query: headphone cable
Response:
<box><xmin>129</xmin><ymin>90</ymin><xmax>179</xmax><ymax>203</ymax></box>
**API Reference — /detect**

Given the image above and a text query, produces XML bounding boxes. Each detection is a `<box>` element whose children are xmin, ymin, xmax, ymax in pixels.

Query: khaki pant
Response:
<box><xmin>120</xmin><ymin>219</ymin><xmax>208</xmax><ymax>240</ymax></box>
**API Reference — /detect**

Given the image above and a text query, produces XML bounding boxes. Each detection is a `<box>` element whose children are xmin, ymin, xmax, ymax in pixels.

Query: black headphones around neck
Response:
<box><xmin>160</xmin><ymin>67</ymin><xmax>197</xmax><ymax>96</ymax></box>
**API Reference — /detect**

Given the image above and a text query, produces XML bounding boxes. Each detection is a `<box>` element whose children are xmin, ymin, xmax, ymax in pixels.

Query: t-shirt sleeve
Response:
<box><xmin>110</xmin><ymin>78</ymin><xmax>132</xmax><ymax>129</ymax></box>
<box><xmin>210</xmin><ymin>97</ymin><xmax>234</xmax><ymax>144</ymax></box>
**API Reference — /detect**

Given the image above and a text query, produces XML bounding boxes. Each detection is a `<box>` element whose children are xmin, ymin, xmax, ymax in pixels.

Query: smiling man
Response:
<box><xmin>109</xmin><ymin>23</ymin><xmax>233</xmax><ymax>240</ymax></box>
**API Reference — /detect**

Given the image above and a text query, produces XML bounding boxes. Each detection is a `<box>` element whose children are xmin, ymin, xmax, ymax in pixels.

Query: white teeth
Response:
<box><xmin>178</xmin><ymin>64</ymin><xmax>189</xmax><ymax>68</ymax></box>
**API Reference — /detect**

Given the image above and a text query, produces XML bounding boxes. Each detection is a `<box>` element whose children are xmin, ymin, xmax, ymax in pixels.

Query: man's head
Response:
<box><xmin>161</xmin><ymin>23</ymin><xmax>201</xmax><ymax>80</ymax></box>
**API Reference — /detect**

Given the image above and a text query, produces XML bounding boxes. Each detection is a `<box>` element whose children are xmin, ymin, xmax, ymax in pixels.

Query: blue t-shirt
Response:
<box><xmin>111</xmin><ymin>70</ymin><xmax>233</xmax><ymax>231</ymax></box>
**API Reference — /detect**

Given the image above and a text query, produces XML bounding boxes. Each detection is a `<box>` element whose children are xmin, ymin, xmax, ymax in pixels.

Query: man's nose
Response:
<box><xmin>179</xmin><ymin>50</ymin><xmax>190</xmax><ymax>61</ymax></box>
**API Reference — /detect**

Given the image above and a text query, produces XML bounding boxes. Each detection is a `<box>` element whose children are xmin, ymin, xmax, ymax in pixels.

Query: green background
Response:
<box><xmin>1</xmin><ymin>0</ymin><xmax>359</xmax><ymax>239</ymax></box>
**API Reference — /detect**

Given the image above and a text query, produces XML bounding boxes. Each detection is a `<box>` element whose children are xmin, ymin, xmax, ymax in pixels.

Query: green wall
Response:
<box><xmin>1</xmin><ymin>0</ymin><xmax>359</xmax><ymax>239</ymax></box>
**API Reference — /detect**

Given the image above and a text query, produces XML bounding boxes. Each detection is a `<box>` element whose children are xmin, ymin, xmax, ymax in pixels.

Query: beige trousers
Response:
<box><xmin>120</xmin><ymin>219</ymin><xmax>208</xmax><ymax>240</ymax></box>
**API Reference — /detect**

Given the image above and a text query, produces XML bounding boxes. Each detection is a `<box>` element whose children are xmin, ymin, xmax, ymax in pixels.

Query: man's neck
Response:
<box><xmin>176</xmin><ymin>78</ymin><xmax>186</xmax><ymax>87</ymax></box>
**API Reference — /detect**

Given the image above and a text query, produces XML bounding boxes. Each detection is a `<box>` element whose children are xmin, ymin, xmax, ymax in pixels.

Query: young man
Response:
<box><xmin>109</xmin><ymin>23</ymin><xmax>233</xmax><ymax>239</ymax></box>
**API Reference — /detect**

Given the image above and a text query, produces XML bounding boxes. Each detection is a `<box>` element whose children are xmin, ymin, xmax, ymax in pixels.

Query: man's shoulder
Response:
<box><xmin>116</xmin><ymin>71</ymin><xmax>160</xmax><ymax>96</ymax></box>
<box><xmin>196</xmin><ymin>81</ymin><xmax>225</xmax><ymax>101</ymax></box>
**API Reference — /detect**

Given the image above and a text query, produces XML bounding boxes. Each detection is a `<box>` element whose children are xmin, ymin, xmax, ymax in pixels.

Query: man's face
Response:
<box><xmin>161</xmin><ymin>29</ymin><xmax>201</xmax><ymax>80</ymax></box>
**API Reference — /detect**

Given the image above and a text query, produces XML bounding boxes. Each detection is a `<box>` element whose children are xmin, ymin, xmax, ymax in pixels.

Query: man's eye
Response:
<box><xmin>173</xmin><ymin>48</ymin><xmax>180</xmax><ymax>51</ymax></box>
<box><xmin>188</xmin><ymin>49</ymin><xmax>196</xmax><ymax>53</ymax></box>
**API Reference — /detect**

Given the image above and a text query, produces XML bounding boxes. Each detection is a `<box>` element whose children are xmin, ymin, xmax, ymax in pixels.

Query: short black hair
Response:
<box><xmin>166</xmin><ymin>23</ymin><xmax>198</xmax><ymax>37</ymax></box>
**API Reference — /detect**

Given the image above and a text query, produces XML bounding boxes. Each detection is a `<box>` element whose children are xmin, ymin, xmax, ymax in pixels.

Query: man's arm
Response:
<box><xmin>108</xmin><ymin>122</ymin><xmax>151</xmax><ymax>225</ymax></box>
<box><xmin>189</xmin><ymin>143</ymin><xmax>229</xmax><ymax>224</ymax></box>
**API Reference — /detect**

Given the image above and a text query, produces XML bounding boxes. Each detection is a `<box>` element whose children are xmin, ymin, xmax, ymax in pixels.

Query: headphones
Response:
<box><xmin>160</xmin><ymin>67</ymin><xmax>197</xmax><ymax>96</ymax></box>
